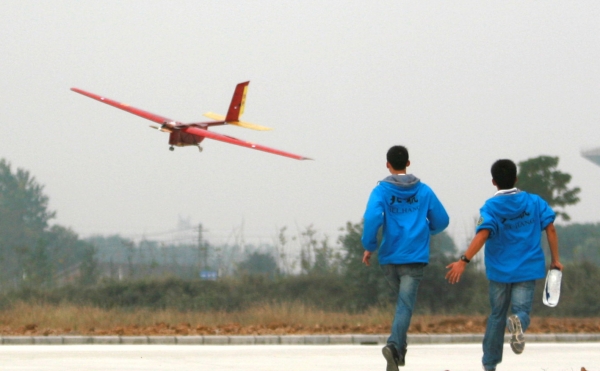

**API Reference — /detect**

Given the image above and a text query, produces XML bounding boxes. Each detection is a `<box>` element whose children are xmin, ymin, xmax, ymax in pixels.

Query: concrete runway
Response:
<box><xmin>0</xmin><ymin>343</ymin><xmax>597</xmax><ymax>371</ymax></box>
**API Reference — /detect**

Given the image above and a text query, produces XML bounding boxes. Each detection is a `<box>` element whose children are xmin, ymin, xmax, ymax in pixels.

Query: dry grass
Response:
<box><xmin>0</xmin><ymin>302</ymin><xmax>392</xmax><ymax>336</ymax></box>
<box><xmin>0</xmin><ymin>302</ymin><xmax>598</xmax><ymax>336</ymax></box>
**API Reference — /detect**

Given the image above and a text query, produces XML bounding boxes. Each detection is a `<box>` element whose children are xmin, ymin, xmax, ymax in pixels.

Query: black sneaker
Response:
<box><xmin>382</xmin><ymin>344</ymin><xmax>400</xmax><ymax>371</ymax></box>
<box><xmin>507</xmin><ymin>314</ymin><xmax>525</xmax><ymax>354</ymax></box>
<box><xmin>399</xmin><ymin>347</ymin><xmax>407</xmax><ymax>366</ymax></box>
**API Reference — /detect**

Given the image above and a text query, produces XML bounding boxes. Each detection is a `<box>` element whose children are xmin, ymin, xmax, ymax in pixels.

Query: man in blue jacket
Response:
<box><xmin>446</xmin><ymin>159</ymin><xmax>563</xmax><ymax>371</ymax></box>
<box><xmin>362</xmin><ymin>145</ymin><xmax>449</xmax><ymax>371</ymax></box>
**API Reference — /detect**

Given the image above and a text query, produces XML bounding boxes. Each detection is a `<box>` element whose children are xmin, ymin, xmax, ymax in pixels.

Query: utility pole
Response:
<box><xmin>198</xmin><ymin>223</ymin><xmax>208</xmax><ymax>270</ymax></box>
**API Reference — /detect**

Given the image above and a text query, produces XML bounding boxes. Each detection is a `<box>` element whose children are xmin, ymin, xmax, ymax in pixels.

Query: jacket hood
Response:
<box><xmin>486</xmin><ymin>190</ymin><xmax>530</xmax><ymax>220</ymax></box>
<box><xmin>380</xmin><ymin>174</ymin><xmax>420</xmax><ymax>187</ymax></box>
<box><xmin>379</xmin><ymin>174</ymin><xmax>421</xmax><ymax>197</ymax></box>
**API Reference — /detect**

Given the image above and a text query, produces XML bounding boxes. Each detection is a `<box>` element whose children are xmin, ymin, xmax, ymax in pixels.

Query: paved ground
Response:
<box><xmin>0</xmin><ymin>343</ymin><xmax>597</xmax><ymax>371</ymax></box>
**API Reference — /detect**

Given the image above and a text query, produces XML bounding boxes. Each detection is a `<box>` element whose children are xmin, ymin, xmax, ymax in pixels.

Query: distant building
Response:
<box><xmin>582</xmin><ymin>147</ymin><xmax>600</xmax><ymax>167</ymax></box>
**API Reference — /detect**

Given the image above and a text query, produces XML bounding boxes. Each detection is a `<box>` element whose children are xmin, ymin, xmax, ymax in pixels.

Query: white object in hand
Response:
<box><xmin>543</xmin><ymin>268</ymin><xmax>562</xmax><ymax>307</ymax></box>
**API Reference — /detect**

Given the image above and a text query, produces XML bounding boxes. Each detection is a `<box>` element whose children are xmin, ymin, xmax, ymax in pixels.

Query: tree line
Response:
<box><xmin>1</xmin><ymin>221</ymin><xmax>598</xmax><ymax>316</ymax></box>
<box><xmin>0</xmin><ymin>156</ymin><xmax>598</xmax><ymax>316</ymax></box>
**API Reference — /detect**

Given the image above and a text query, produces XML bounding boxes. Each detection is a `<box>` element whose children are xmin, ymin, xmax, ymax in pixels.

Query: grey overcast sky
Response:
<box><xmin>1</xmin><ymin>1</ymin><xmax>599</xmax><ymax>248</ymax></box>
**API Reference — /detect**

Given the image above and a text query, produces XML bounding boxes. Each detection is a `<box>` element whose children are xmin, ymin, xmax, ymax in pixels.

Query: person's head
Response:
<box><xmin>491</xmin><ymin>159</ymin><xmax>517</xmax><ymax>189</ymax></box>
<box><xmin>386</xmin><ymin>145</ymin><xmax>410</xmax><ymax>171</ymax></box>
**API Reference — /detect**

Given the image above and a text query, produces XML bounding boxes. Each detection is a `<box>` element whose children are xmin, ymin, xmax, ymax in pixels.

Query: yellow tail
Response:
<box><xmin>203</xmin><ymin>112</ymin><xmax>272</xmax><ymax>131</ymax></box>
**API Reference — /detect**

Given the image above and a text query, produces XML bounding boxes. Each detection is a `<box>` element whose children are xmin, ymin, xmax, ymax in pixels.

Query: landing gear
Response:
<box><xmin>168</xmin><ymin>145</ymin><xmax>202</xmax><ymax>152</ymax></box>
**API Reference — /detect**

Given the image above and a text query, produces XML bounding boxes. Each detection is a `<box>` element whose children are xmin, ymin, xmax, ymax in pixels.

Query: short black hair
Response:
<box><xmin>387</xmin><ymin>145</ymin><xmax>409</xmax><ymax>170</ymax></box>
<box><xmin>491</xmin><ymin>159</ymin><xmax>517</xmax><ymax>189</ymax></box>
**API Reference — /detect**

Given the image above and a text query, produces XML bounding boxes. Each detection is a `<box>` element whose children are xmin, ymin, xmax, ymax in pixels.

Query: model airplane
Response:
<box><xmin>71</xmin><ymin>82</ymin><xmax>311</xmax><ymax>160</ymax></box>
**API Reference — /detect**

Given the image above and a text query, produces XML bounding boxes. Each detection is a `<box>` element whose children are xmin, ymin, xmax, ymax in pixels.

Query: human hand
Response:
<box><xmin>445</xmin><ymin>261</ymin><xmax>466</xmax><ymax>284</ymax></box>
<box><xmin>550</xmin><ymin>260</ymin><xmax>564</xmax><ymax>271</ymax></box>
<box><xmin>362</xmin><ymin>251</ymin><xmax>372</xmax><ymax>266</ymax></box>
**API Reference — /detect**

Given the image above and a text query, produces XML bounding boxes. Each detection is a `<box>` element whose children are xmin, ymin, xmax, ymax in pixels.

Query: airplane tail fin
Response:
<box><xmin>203</xmin><ymin>112</ymin><xmax>226</xmax><ymax>122</ymax></box>
<box><xmin>203</xmin><ymin>112</ymin><xmax>272</xmax><ymax>131</ymax></box>
<box><xmin>226</xmin><ymin>81</ymin><xmax>250</xmax><ymax>122</ymax></box>
<box><xmin>202</xmin><ymin>81</ymin><xmax>272</xmax><ymax>131</ymax></box>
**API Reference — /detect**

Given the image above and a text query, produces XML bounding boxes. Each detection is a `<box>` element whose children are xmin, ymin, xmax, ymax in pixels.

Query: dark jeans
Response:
<box><xmin>482</xmin><ymin>280</ymin><xmax>536</xmax><ymax>370</ymax></box>
<box><xmin>381</xmin><ymin>263</ymin><xmax>425</xmax><ymax>355</ymax></box>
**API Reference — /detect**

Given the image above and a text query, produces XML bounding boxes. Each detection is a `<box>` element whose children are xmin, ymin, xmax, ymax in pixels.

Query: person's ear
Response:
<box><xmin>406</xmin><ymin>160</ymin><xmax>411</xmax><ymax>168</ymax></box>
<box><xmin>492</xmin><ymin>179</ymin><xmax>497</xmax><ymax>186</ymax></box>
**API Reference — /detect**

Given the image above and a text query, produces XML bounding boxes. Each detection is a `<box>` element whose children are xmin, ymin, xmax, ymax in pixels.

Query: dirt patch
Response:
<box><xmin>2</xmin><ymin>316</ymin><xmax>599</xmax><ymax>336</ymax></box>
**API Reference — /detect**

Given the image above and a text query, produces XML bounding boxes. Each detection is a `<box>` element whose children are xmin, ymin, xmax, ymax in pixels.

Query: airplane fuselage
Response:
<box><xmin>169</xmin><ymin>128</ymin><xmax>205</xmax><ymax>147</ymax></box>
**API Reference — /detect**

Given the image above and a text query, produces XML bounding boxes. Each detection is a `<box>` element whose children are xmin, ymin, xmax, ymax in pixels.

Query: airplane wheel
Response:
<box><xmin>169</xmin><ymin>146</ymin><xmax>174</xmax><ymax>151</ymax></box>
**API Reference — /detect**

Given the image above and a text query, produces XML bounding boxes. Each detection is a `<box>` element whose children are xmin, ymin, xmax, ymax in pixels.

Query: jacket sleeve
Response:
<box><xmin>426</xmin><ymin>188</ymin><xmax>449</xmax><ymax>235</ymax></box>
<box><xmin>536</xmin><ymin>196</ymin><xmax>556</xmax><ymax>229</ymax></box>
<box><xmin>476</xmin><ymin>207</ymin><xmax>497</xmax><ymax>238</ymax></box>
<box><xmin>361</xmin><ymin>187</ymin><xmax>384</xmax><ymax>251</ymax></box>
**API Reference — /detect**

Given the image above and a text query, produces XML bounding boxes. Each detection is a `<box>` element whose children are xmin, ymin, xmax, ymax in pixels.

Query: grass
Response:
<box><xmin>0</xmin><ymin>301</ymin><xmax>598</xmax><ymax>336</ymax></box>
<box><xmin>0</xmin><ymin>301</ymin><xmax>395</xmax><ymax>335</ymax></box>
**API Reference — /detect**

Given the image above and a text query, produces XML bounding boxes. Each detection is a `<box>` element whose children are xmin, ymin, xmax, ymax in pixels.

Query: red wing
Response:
<box><xmin>71</xmin><ymin>88</ymin><xmax>173</xmax><ymax>124</ymax></box>
<box><xmin>182</xmin><ymin>126</ymin><xmax>311</xmax><ymax>161</ymax></box>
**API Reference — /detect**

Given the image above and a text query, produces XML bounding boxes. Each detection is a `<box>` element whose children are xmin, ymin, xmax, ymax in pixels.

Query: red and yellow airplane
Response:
<box><xmin>71</xmin><ymin>82</ymin><xmax>311</xmax><ymax>160</ymax></box>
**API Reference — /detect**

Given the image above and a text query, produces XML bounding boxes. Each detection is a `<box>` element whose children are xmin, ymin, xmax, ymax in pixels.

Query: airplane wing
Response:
<box><xmin>182</xmin><ymin>126</ymin><xmax>311</xmax><ymax>161</ymax></box>
<box><xmin>71</xmin><ymin>88</ymin><xmax>172</xmax><ymax>124</ymax></box>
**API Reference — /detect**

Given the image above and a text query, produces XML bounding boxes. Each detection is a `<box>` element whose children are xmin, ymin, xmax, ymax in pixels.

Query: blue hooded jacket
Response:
<box><xmin>476</xmin><ymin>190</ymin><xmax>555</xmax><ymax>283</ymax></box>
<box><xmin>361</xmin><ymin>174</ymin><xmax>449</xmax><ymax>265</ymax></box>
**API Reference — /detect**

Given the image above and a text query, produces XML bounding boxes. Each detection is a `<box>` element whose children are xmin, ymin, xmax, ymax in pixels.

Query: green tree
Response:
<box><xmin>311</xmin><ymin>235</ymin><xmax>342</xmax><ymax>275</ymax></box>
<box><xmin>297</xmin><ymin>225</ymin><xmax>341</xmax><ymax>276</ymax></box>
<box><xmin>236</xmin><ymin>251</ymin><xmax>279</xmax><ymax>278</ymax></box>
<box><xmin>46</xmin><ymin>226</ymin><xmax>82</xmax><ymax>274</ymax></box>
<box><xmin>517</xmin><ymin>156</ymin><xmax>580</xmax><ymax>221</ymax></box>
<box><xmin>21</xmin><ymin>238</ymin><xmax>52</xmax><ymax>288</ymax></box>
<box><xmin>429</xmin><ymin>231</ymin><xmax>457</xmax><ymax>261</ymax></box>
<box><xmin>0</xmin><ymin>160</ymin><xmax>55</xmax><ymax>286</ymax></box>
<box><xmin>339</xmin><ymin>221</ymin><xmax>390</xmax><ymax>311</ymax></box>
<box><xmin>298</xmin><ymin>225</ymin><xmax>316</xmax><ymax>274</ymax></box>
<box><xmin>272</xmin><ymin>226</ymin><xmax>297</xmax><ymax>275</ymax></box>
<box><xmin>548</xmin><ymin>223</ymin><xmax>600</xmax><ymax>265</ymax></box>
<box><xmin>79</xmin><ymin>242</ymin><xmax>98</xmax><ymax>286</ymax></box>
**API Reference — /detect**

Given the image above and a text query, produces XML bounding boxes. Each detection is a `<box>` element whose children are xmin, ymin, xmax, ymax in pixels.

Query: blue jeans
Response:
<box><xmin>381</xmin><ymin>263</ymin><xmax>425</xmax><ymax>355</ymax></box>
<box><xmin>482</xmin><ymin>280</ymin><xmax>536</xmax><ymax>370</ymax></box>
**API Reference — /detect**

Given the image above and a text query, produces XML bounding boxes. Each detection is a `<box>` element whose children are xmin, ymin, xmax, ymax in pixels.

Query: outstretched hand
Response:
<box><xmin>362</xmin><ymin>251</ymin><xmax>372</xmax><ymax>266</ymax></box>
<box><xmin>445</xmin><ymin>261</ymin><xmax>466</xmax><ymax>284</ymax></box>
<box><xmin>446</xmin><ymin>230</ymin><xmax>488</xmax><ymax>284</ymax></box>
